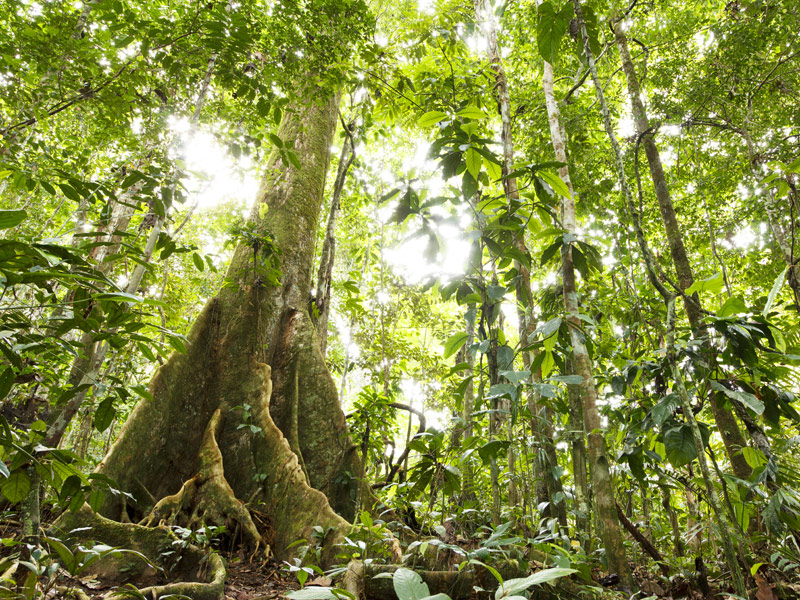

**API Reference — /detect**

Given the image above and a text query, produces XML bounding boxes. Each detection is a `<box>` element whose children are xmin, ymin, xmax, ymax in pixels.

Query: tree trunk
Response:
<box><xmin>477</xmin><ymin>0</ymin><xmax>563</xmax><ymax>525</ymax></box>
<box><xmin>94</xmin><ymin>88</ymin><xmax>367</xmax><ymax>560</ymax></box>
<box><xmin>314</xmin><ymin>121</ymin><xmax>355</xmax><ymax>355</ymax></box>
<box><xmin>570</xmin><ymin>1</ymin><xmax>640</xmax><ymax>587</ymax></box>
<box><xmin>566</xmin><ymin>367</ymin><xmax>591</xmax><ymax>551</ymax></box>
<box><xmin>614</xmin><ymin>26</ymin><xmax>753</xmax><ymax>482</ymax></box>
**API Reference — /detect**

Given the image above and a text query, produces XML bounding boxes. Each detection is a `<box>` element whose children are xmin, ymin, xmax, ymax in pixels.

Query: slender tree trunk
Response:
<box><xmin>477</xmin><ymin>0</ymin><xmax>563</xmax><ymax>523</ymax></box>
<box><xmin>567</xmin><ymin>369</ymin><xmax>591</xmax><ymax>551</ymax></box>
<box><xmin>314</xmin><ymin>121</ymin><xmax>355</xmax><ymax>355</ymax></box>
<box><xmin>666</xmin><ymin>300</ymin><xmax>747</xmax><ymax>598</ymax></box>
<box><xmin>614</xmin><ymin>26</ymin><xmax>753</xmax><ymax>481</ymax></box>
<box><xmin>660</xmin><ymin>483</ymin><xmax>684</xmax><ymax>557</ymax></box>
<box><xmin>526</xmin><ymin>3</ymin><xmax>631</xmax><ymax>580</ymax></box>
<box><xmin>455</xmin><ymin>304</ymin><xmax>477</xmax><ymax>501</ymax></box>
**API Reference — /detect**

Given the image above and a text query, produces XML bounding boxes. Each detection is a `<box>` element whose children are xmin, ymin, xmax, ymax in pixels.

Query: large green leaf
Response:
<box><xmin>478</xmin><ymin>440</ymin><xmax>512</xmax><ymax>464</ymax></box>
<box><xmin>537</xmin><ymin>2</ymin><xmax>572</xmax><ymax>64</ymax></box>
<box><xmin>94</xmin><ymin>397</ymin><xmax>117</xmax><ymax>432</ymax></box>
<box><xmin>538</xmin><ymin>170</ymin><xmax>570</xmax><ymax>199</ymax></box>
<box><xmin>685</xmin><ymin>272</ymin><xmax>723</xmax><ymax>295</ymax></box>
<box><xmin>649</xmin><ymin>394</ymin><xmax>679</xmax><ymax>427</ymax></box>
<box><xmin>457</xmin><ymin>105</ymin><xmax>485</xmax><ymax>120</ymax></box>
<box><xmin>393</xmin><ymin>568</ymin><xmax>430</xmax><ymax>600</ymax></box>
<box><xmin>763</xmin><ymin>266</ymin><xmax>787</xmax><ymax>315</ymax></box>
<box><xmin>418</xmin><ymin>111</ymin><xmax>447</xmax><ymax>128</ymax></box>
<box><xmin>496</xmin><ymin>568</ymin><xmax>577</xmax><ymax>599</ymax></box>
<box><xmin>1</xmin><ymin>470</ymin><xmax>31</xmax><ymax>504</ymax></box>
<box><xmin>664</xmin><ymin>425</ymin><xmax>697</xmax><ymax>467</ymax></box>
<box><xmin>465</xmin><ymin>147</ymin><xmax>481</xmax><ymax>180</ymax></box>
<box><xmin>710</xmin><ymin>381</ymin><xmax>764</xmax><ymax>415</ymax></box>
<box><xmin>0</xmin><ymin>209</ymin><xmax>27</xmax><ymax>229</ymax></box>
<box><xmin>443</xmin><ymin>332</ymin><xmax>469</xmax><ymax>359</ymax></box>
<box><xmin>717</xmin><ymin>296</ymin><xmax>748</xmax><ymax>318</ymax></box>
<box><xmin>0</xmin><ymin>367</ymin><xmax>14</xmax><ymax>400</ymax></box>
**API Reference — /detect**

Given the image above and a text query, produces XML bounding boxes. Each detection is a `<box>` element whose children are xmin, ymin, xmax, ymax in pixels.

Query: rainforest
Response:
<box><xmin>0</xmin><ymin>0</ymin><xmax>798</xmax><ymax>599</ymax></box>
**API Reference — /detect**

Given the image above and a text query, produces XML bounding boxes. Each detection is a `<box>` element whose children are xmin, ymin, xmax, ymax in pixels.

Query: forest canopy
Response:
<box><xmin>0</xmin><ymin>0</ymin><xmax>799</xmax><ymax>599</ymax></box>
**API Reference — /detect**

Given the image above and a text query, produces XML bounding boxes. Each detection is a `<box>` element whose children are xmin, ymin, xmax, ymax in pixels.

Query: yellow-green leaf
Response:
<box><xmin>1</xmin><ymin>470</ymin><xmax>31</xmax><ymax>504</ymax></box>
<box><xmin>465</xmin><ymin>148</ymin><xmax>481</xmax><ymax>181</ymax></box>
<box><xmin>685</xmin><ymin>272</ymin><xmax>723</xmax><ymax>296</ymax></box>
<box><xmin>418</xmin><ymin>111</ymin><xmax>447</xmax><ymax>128</ymax></box>
<box><xmin>456</xmin><ymin>105</ymin><xmax>485</xmax><ymax>120</ymax></box>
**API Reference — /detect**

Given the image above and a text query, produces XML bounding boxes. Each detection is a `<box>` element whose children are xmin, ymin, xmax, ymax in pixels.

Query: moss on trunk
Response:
<box><xmin>64</xmin><ymin>85</ymin><xmax>372</xmax><ymax>596</ymax></box>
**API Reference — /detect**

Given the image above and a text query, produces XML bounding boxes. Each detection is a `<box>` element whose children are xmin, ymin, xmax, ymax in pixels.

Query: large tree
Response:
<box><xmin>56</xmin><ymin>0</ymin><xmax>380</xmax><ymax>586</ymax></box>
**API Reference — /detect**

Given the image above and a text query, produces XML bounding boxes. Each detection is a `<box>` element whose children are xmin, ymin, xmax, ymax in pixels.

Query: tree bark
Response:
<box><xmin>314</xmin><ymin>121</ymin><xmax>355</xmax><ymax>355</ymax></box>
<box><xmin>614</xmin><ymin>26</ymin><xmax>753</xmax><ymax>482</ymax></box>
<box><xmin>94</xmin><ymin>87</ymin><xmax>367</xmax><ymax>560</ymax></box>
<box><xmin>477</xmin><ymin>0</ymin><xmax>564</xmax><ymax>525</ymax></box>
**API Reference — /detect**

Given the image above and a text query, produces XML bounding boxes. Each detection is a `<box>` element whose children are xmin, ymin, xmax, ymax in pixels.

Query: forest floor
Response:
<box><xmin>58</xmin><ymin>556</ymin><xmax>301</xmax><ymax>599</ymax></box>
<box><xmin>222</xmin><ymin>558</ymin><xmax>300</xmax><ymax>600</ymax></box>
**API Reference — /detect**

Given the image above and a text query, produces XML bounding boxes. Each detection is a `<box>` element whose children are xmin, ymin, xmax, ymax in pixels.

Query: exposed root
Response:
<box><xmin>107</xmin><ymin>551</ymin><xmax>226</xmax><ymax>600</ymax></box>
<box><xmin>53</xmin><ymin>506</ymin><xmax>226</xmax><ymax>600</ymax></box>
<box><xmin>140</xmin><ymin>409</ymin><xmax>268</xmax><ymax>556</ymax></box>
<box><xmin>55</xmin><ymin>587</ymin><xmax>91</xmax><ymax>600</ymax></box>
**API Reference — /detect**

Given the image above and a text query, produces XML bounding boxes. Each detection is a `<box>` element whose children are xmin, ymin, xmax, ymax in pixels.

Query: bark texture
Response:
<box><xmin>539</xmin><ymin>6</ymin><xmax>630</xmax><ymax>582</ymax></box>
<box><xmin>94</xmin><ymin>88</ymin><xmax>365</xmax><ymax>561</ymax></box>
<box><xmin>477</xmin><ymin>0</ymin><xmax>564</xmax><ymax>524</ymax></box>
<box><xmin>615</xmin><ymin>28</ymin><xmax>753</xmax><ymax>483</ymax></box>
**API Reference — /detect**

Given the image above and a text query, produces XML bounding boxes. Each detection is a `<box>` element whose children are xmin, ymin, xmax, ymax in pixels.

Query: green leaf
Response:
<box><xmin>88</xmin><ymin>488</ymin><xmax>107</xmax><ymax>513</ymax></box>
<box><xmin>538</xmin><ymin>171</ymin><xmax>570</xmax><ymax>199</ymax></box>
<box><xmin>664</xmin><ymin>425</ymin><xmax>697</xmax><ymax>467</ymax></box>
<box><xmin>457</xmin><ymin>105</ymin><xmax>485</xmax><ymax>120</ymax></box>
<box><xmin>742</xmin><ymin>447</ymin><xmax>767</xmax><ymax>469</ymax></box>
<box><xmin>541</xmin><ymin>351</ymin><xmax>554</xmax><ymax>378</ymax></box>
<box><xmin>465</xmin><ymin>148</ymin><xmax>481</xmax><ymax>180</ymax></box>
<box><xmin>487</xmin><ymin>284</ymin><xmax>506</xmax><ymax>301</ymax></box>
<box><xmin>496</xmin><ymin>568</ymin><xmax>577</xmax><ymax>599</ymax></box>
<box><xmin>96</xmin><ymin>292</ymin><xmax>143</xmax><ymax>303</ymax></box>
<box><xmin>763</xmin><ymin>266</ymin><xmax>788</xmax><ymax>315</ymax></box>
<box><xmin>485</xmin><ymin>157</ymin><xmax>502</xmax><ymax>182</ymax></box>
<box><xmin>286</xmin><ymin>151</ymin><xmax>302</xmax><ymax>170</ymax></box>
<box><xmin>59</xmin><ymin>183</ymin><xmax>83</xmax><ymax>201</ymax></box>
<box><xmin>538</xmin><ymin>316</ymin><xmax>562</xmax><ymax>341</ymax></box>
<box><xmin>393</xmin><ymin>567</ymin><xmax>431</xmax><ymax>600</ymax></box>
<box><xmin>650</xmin><ymin>394</ymin><xmax>679</xmax><ymax>427</ymax></box>
<box><xmin>717</xmin><ymin>296</ymin><xmax>747</xmax><ymax>318</ymax></box>
<box><xmin>44</xmin><ymin>537</ymin><xmax>77</xmax><ymax>573</ymax></box>
<box><xmin>94</xmin><ymin>397</ymin><xmax>116</xmax><ymax>433</ymax></box>
<box><xmin>685</xmin><ymin>272</ymin><xmax>723</xmax><ymax>296</ymax></box>
<box><xmin>1</xmin><ymin>470</ymin><xmax>31</xmax><ymax>504</ymax></box>
<box><xmin>540</xmin><ymin>239</ymin><xmax>562</xmax><ymax>267</ymax></box>
<box><xmin>537</xmin><ymin>2</ymin><xmax>571</xmax><ymax>64</ymax></box>
<box><xmin>486</xmin><ymin>383</ymin><xmax>516</xmax><ymax>402</ymax></box>
<box><xmin>418</xmin><ymin>111</ymin><xmax>447</xmax><ymax>128</ymax></box>
<box><xmin>0</xmin><ymin>209</ymin><xmax>27</xmax><ymax>229</ymax></box>
<box><xmin>710</xmin><ymin>381</ymin><xmax>764</xmax><ymax>415</ymax></box>
<box><xmin>478</xmin><ymin>440</ymin><xmax>512</xmax><ymax>464</ymax></box>
<box><xmin>461</xmin><ymin>171</ymin><xmax>478</xmax><ymax>199</ymax></box>
<box><xmin>268</xmin><ymin>133</ymin><xmax>283</xmax><ymax>148</ymax></box>
<box><xmin>0</xmin><ymin>367</ymin><xmax>14</xmax><ymax>400</ymax></box>
<box><xmin>443</xmin><ymin>332</ymin><xmax>469</xmax><ymax>359</ymax></box>
<box><xmin>192</xmin><ymin>252</ymin><xmax>205</xmax><ymax>272</ymax></box>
